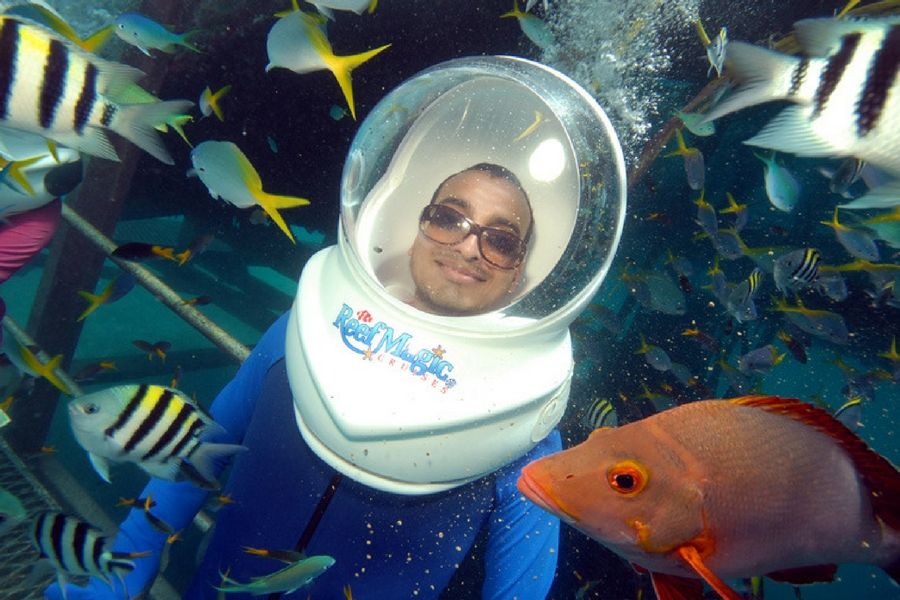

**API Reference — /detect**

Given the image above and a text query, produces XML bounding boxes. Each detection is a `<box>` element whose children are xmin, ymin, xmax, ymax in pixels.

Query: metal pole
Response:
<box><xmin>61</xmin><ymin>204</ymin><xmax>250</xmax><ymax>364</ymax></box>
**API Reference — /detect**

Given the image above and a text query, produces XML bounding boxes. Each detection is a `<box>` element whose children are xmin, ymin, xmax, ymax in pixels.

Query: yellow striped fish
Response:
<box><xmin>67</xmin><ymin>384</ymin><xmax>244</xmax><ymax>489</ymax></box>
<box><xmin>0</xmin><ymin>16</ymin><xmax>192</xmax><ymax>164</ymax></box>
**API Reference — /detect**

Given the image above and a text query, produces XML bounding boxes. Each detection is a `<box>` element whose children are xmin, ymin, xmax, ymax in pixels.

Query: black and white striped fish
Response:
<box><xmin>583</xmin><ymin>398</ymin><xmax>618</xmax><ymax>431</ymax></box>
<box><xmin>68</xmin><ymin>384</ymin><xmax>244</xmax><ymax>489</ymax></box>
<box><xmin>30</xmin><ymin>511</ymin><xmax>146</xmax><ymax>592</ymax></box>
<box><xmin>773</xmin><ymin>248</ymin><xmax>821</xmax><ymax>294</ymax></box>
<box><xmin>0</xmin><ymin>15</ymin><xmax>192</xmax><ymax>164</ymax></box>
<box><xmin>703</xmin><ymin>17</ymin><xmax>900</xmax><ymax>209</ymax></box>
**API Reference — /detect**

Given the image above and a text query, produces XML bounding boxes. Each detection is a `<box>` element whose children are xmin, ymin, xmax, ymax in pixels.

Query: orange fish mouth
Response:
<box><xmin>517</xmin><ymin>471</ymin><xmax>575</xmax><ymax>522</ymax></box>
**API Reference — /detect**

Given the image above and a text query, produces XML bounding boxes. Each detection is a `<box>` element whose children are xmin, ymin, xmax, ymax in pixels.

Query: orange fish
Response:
<box><xmin>517</xmin><ymin>395</ymin><xmax>900</xmax><ymax>599</ymax></box>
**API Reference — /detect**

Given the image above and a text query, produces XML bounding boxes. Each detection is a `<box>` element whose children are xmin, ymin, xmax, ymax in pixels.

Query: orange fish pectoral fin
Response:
<box><xmin>675</xmin><ymin>545</ymin><xmax>741</xmax><ymax>600</ymax></box>
<box><xmin>649</xmin><ymin>571</ymin><xmax>704</xmax><ymax>600</ymax></box>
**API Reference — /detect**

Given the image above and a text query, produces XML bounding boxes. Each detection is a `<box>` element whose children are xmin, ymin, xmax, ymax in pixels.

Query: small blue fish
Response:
<box><xmin>216</xmin><ymin>551</ymin><xmax>335</xmax><ymax>595</ymax></box>
<box><xmin>667</xmin><ymin>129</ymin><xmax>705</xmax><ymax>190</ymax></box>
<box><xmin>501</xmin><ymin>0</ymin><xmax>555</xmax><ymax>50</ymax></box>
<box><xmin>636</xmin><ymin>336</ymin><xmax>672</xmax><ymax>372</ymax></box>
<box><xmin>329</xmin><ymin>104</ymin><xmax>349</xmax><ymax>121</ymax></box>
<box><xmin>114</xmin><ymin>13</ymin><xmax>200</xmax><ymax>56</ymax></box>
<box><xmin>755</xmin><ymin>152</ymin><xmax>800</xmax><ymax>212</ymax></box>
<box><xmin>693</xmin><ymin>190</ymin><xmax>718</xmax><ymax>237</ymax></box>
<box><xmin>738</xmin><ymin>345</ymin><xmax>785</xmax><ymax>374</ymax></box>
<box><xmin>821</xmin><ymin>208</ymin><xmax>880</xmax><ymax>262</ymax></box>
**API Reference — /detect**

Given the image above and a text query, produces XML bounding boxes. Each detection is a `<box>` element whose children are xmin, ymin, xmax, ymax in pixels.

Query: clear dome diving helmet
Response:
<box><xmin>0</xmin><ymin>127</ymin><xmax>83</xmax><ymax>217</ymax></box>
<box><xmin>286</xmin><ymin>56</ymin><xmax>626</xmax><ymax>495</ymax></box>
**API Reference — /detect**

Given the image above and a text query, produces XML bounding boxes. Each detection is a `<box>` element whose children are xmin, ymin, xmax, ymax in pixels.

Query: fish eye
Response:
<box><xmin>607</xmin><ymin>461</ymin><xmax>648</xmax><ymax>496</ymax></box>
<box><xmin>82</xmin><ymin>403</ymin><xmax>100</xmax><ymax>415</ymax></box>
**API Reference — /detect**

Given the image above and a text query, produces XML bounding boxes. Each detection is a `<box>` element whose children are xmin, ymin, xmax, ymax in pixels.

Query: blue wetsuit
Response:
<box><xmin>47</xmin><ymin>313</ymin><xmax>561</xmax><ymax>599</ymax></box>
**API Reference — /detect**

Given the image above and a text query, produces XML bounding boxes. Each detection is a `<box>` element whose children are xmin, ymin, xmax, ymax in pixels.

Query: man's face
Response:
<box><xmin>409</xmin><ymin>170</ymin><xmax>531</xmax><ymax>315</ymax></box>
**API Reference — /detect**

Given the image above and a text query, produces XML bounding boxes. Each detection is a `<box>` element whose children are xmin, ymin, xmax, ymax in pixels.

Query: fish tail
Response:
<box><xmin>326</xmin><ymin>44</ymin><xmax>391</xmax><ymax>120</ymax></box>
<box><xmin>178</xmin><ymin>29</ymin><xmax>203</xmax><ymax>53</ymax></box>
<box><xmin>183</xmin><ymin>443</ymin><xmax>246</xmax><ymax>489</ymax></box>
<box><xmin>500</xmin><ymin>0</ymin><xmax>525</xmax><ymax>19</ymax></box>
<box><xmin>34</xmin><ymin>354</ymin><xmax>70</xmax><ymax>395</ymax></box>
<box><xmin>111</xmin><ymin>100</ymin><xmax>195</xmax><ymax>165</ymax></box>
<box><xmin>254</xmin><ymin>191</ymin><xmax>311</xmax><ymax>244</ymax></box>
<box><xmin>208</xmin><ymin>85</ymin><xmax>232</xmax><ymax>122</ymax></box>
<box><xmin>77</xmin><ymin>290</ymin><xmax>106</xmax><ymax>321</ymax></box>
<box><xmin>82</xmin><ymin>24</ymin><xmax>114</xmax><ymax>52</ymax></box>
<box><xmin>702</xmin><ymin>42</ymin><xmax>800</xmax><ymax>123</ymax></box>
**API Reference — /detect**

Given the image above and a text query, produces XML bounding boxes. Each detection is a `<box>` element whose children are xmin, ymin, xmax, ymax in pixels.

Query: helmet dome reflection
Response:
<box><xmin>343</xmin><ymin>56</ymin><xmax>626</xmax><ymax>334</ymax></box>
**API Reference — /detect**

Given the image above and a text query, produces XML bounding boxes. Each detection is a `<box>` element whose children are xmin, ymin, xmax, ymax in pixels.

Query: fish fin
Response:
<box><xmin>702</xmin><ymin>42</ymin><xmax>800</xmax><ymax>123</ymax></box>
<box><xmin>766</xmin><ymin>564</ymin><xmax>837</xmax><ymax>585</ymax></box>
<box><xmin>88</xmin><ymin>452</ymin><xmax>112</xmax><ymax>483</ymax></box>
<box><xmin>730</xmin><ymin>395</ymin><xmax>900</xmax><ymax>530</ymax></box>
<box><xmin>254</xmin><ymin>191</ymin><xmax>311</xmax><ymax>244</ymax></box>
<box><xmin>111</xmin><ymin>100</ymin><xmax>195</xmax><ymax>165</ymax></box>
<box><xmin>744</xmin><ymin>106</ymin><xmax>837</xmax><ymax>157</ymax></box>
<box><xmin>177</xmin><ymin>30</ymin><xmax>203</xmax><ymax>53</ymax></box>
<box><xmin>40</xmin><ymin>354</ymin><xmax>70</xmax><ymax>395</ymax></box>
<box><xmin>182</xmin><ymin>443</ymin><xmax>247</xmax><ymax>489</ymax></box>
<box><xmin>50</xmin><ymin>126</ymin><xmax>119</xmax><ymax>163</ymax></box>
<box><xmin>792</xmin><ymin>18</ymin><xmax>874</xmax><ymax>58</ymax></box>
<box><xmin>675</xmin><ymin>545</ymin><xmax>742</xmax><ymax>600</ymax></box>
<box><xmin>82</xmin><ymin>24</ymin><xmax>114</xmax><ymax>52</ymax></box>
<box><xmin>325</xmin><ymin>43</ymin><xmax>391</xmax><ymax>120</ymax></box>
<box><xmin>649</xmin><ymin>571</ymin><xmax>704</xmax><ymax>600</ymax></box>
<box><xmin>208</xmin><ymin>85</ymin><xmax>231</xmax><ymax>122</ymax></box>
<box><xmin>839</xmin><ymin>180</ymin><xmax>900</xmax><ymax>211</ymax></box>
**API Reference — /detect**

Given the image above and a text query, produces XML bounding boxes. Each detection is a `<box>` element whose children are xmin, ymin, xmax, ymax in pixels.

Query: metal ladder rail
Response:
<box><xmin>60</xmin><ymin>204</ymin><xmax>251</xmax><ymax>364</ymax></box>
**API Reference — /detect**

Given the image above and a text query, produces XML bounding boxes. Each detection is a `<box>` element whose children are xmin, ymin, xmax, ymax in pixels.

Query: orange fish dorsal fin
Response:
<box><xmin>675</xmin><ymin>546</ymin><xmax>742</xmax><ymax>600</ymax></box>
<box><xmin>731</xmin><ymin>395</ymin><xmax>900</xmax><ymax>530</ymax></box>
<box><xmin>650</xmin><ymin>571</ymin><xmax>704</xmax><ymax>600</ymax></box>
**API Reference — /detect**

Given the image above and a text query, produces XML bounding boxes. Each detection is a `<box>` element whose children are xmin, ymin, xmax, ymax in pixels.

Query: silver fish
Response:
<box><xmin>68</xmin><ymin>384</ymin><xmax>244</xmax><ymax>489</ymax></box>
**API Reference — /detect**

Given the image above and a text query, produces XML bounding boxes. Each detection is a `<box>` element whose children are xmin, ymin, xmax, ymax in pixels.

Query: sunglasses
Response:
<box><xmin>418</xmin><ymin>203</ymin><xmax>526</xmax><ymax>270</ymax></box>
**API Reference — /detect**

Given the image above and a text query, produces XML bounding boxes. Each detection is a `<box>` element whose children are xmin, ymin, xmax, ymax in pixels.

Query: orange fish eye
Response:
<box><xmin>606</xmin><ymin>461</ymin><xmax>648</xmax><ymax>496</ymax></box>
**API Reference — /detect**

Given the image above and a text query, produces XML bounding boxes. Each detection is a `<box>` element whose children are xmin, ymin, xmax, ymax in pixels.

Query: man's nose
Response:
<box><xmin>454</xmin><ymin>232</ymin><xmax>481</xmax><ymax>261</ymax></box>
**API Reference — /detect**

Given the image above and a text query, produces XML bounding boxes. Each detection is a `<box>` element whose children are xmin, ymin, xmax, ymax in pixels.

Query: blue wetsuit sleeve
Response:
<box><xmin>481</xmin><ymin>430</ymin><xmax>562</xmax><ymax>600</ymax></box>
<box><xmin>44</xmin><ymin>314</ymin><xmax>290</xmax><ymax>600</ymax></box>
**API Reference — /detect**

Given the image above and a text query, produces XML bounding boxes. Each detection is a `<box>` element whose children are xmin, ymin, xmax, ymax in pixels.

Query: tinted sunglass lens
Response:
<box><xmin>481</xmin><ymin>231</ymin><xmax>522</xmax><ymax>268</ymax></box>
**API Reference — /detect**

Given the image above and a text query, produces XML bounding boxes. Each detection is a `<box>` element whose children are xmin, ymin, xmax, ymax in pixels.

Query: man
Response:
<box><xmin>409</xmin><ymin>163</ymin><xmax>533</xmax><ymax>316</ymax></box>
<box><xmin>47</xmin><ymin>164</ymin><xmax>559</xmax><ymax>600</ymax></box>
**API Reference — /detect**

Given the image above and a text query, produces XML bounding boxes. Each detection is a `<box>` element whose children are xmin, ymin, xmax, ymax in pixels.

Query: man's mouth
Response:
<box><xmin>437</xmin><ymin>260</ymin><xmax>487</xmax><ymax>284</ymax></box>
